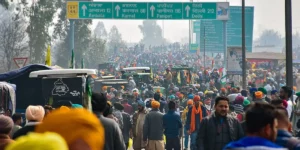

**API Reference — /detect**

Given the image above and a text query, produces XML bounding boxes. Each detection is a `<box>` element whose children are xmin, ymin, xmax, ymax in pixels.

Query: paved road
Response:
<box><xmin>128</xmin><ymin>137</ymin><xmax>188</xmax><ymax>150</ymax></box>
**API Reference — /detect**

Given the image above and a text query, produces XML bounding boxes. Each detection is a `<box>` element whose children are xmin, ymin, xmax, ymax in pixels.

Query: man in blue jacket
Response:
<box><xmin>163</xmin><ymin>101</ymin><xmax>182</xmax><ymax>150</ymax></box>
<box><xmin>275</xmin><ymin>107</ymin><xmax>300</xmax><ymax>150</ymax></box>
<box><xmin>224</xmin><ymin>102</ymin><xmax>287</xmax><ymax>150</ymax></box>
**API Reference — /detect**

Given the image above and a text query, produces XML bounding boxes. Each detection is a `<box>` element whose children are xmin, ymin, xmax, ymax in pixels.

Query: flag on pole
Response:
<box><xmin>69</xmin><ymin>49</ymin><xmax>75</xmax><ymax>69</ymax></box>
<box><xmin>81</xmin><ymin>58</ymin><xmax>84</xmax><ymax>69</ymax></box>
<box><xmin>220</xmin><ymin>67</ymin><xmax>227</xmax><ymax>85</ymax></box>
<box><xmin>45</xmin><ymin>45</ymin><xmax>51</xmax><ymax>66</ymax></box>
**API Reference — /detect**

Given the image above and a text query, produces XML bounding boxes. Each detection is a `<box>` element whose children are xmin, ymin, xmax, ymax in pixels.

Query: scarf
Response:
<box><xmin>190</xmin><ymin>103</ymin><xmax>202</xmax><ymax>133</ymax></box>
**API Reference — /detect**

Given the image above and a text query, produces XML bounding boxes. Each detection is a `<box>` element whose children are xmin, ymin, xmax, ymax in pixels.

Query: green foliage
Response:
<box><xmin>108</xmin><ymin>25</ymin><xmax>126</xmax><ymax>54</ymax></box>
<box><xmin>255</xmin><ymin>29</ymin><xmax>283</xmax><ymax>47</ymax></box>
<box><xmin>0</xmin><ymin>0</ymin><xmax>9</xmax><ymax>9</ymax></box>
<box><xmin>139</xmin><ymin>20</ymin><xmax>166</xmax><ymax>46</ymax></box>
<box><xmin>53</xmin><ymin>0</ymin><xmax>92</xmax><ymax>68</ymax></box>
<box><xmin>84</xmin><ymin>36</ymin><xmax>107</xmax><ymax>68</ymax></box>
<box><xmin>0</xmin><ymin>6</ymin><xmax>28</xmax><ymax>71</ymax></box>
<box><xmin>23</xmin><ymin>0</ymin><xmax>56</xmax><ymax>63</ymax></box>
<box><xmin>94</xmin><ymin>21</ymin><xmax>107</xmax><ymax>40</ymax></box>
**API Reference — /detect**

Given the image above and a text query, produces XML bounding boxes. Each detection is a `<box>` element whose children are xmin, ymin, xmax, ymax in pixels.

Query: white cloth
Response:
<box><xmin>264</xmin><ymin>84</ymin><xmax>272</xmax><ymax>93</ymax></box>
<box><xmin>227</xmin><ymin>93</ymin><xmax>240</xmax><ymax>103</ymax></box>
<box><xmin>287</xmin><ymin>100</ymin><xmax>293</xmax><ymax>119</ymax></box>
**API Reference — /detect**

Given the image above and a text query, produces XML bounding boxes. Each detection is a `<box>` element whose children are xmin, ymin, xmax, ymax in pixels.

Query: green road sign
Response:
<box><xmin>190</xmin><ymin>44</ymin><xmax>198</xmax><ymax>53</ymax></box>
<box><xmin>147</xmin><ymin>3</ymin><xmax>183</xmax><ymax>19</ymax></box>
<box><xmin>79</xmin><ymin>2</ymin><xmax>113</xmax><ymax>19</ymax></box>
<box><xmin>68</xmin><ymin>1</ymin><xmax>229</xmax><ymax>20</ymax></box>
<box><xmin>182</xmin><ymin>3</ymin><xmax>217</xmax><ymax>19</ymax></box>
<box><xmin>113</xmin><ymin>2</ymin><xmax>147</xmax><ymax>19</ymax></box>
<box><xmin>194</xmin><ymin>6</ymin><xmax>254</xmax><ymax>52</ymax></box>
<box><xmin>193</xmin><ymin>21</ymin><xmax>200</xmax><ymax>32</ymax></box>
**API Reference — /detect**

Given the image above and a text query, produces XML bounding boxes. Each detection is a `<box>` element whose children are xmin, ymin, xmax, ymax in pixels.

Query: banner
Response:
<box><xmin>227</xmin><ymin>47</ymin><xmax>242</xmax><ymax>75</ymax></box>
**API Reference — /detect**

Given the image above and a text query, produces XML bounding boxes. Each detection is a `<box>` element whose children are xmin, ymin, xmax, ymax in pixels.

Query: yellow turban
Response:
<box><xmin>5</xmin><ymin>132</ymin><xmax>68</xmax><ymax>150</ymax></box>
<box><xmin>151</xmin><ymin>100</ymin><xmax>160</xmax><ymax>109</ymax></box>
<box><xmin>35</xmin><ymin>108</ymin><xmax>104</xmax><ymax>150</ymax></box>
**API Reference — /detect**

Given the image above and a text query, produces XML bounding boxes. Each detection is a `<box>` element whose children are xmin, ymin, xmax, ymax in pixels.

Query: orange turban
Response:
<box><xmin>187</xmin><ymin>100</ymin><xmax>194</xmax><ymax>105</ymax></box>
<box><xmin>221</xmin><ymin>88</ymin><xmax>226</xmax><ymax>92</ymax></box>
<box><xmin>193</xmin><ymin>95</ymin><xmax>201</xmax><ymax>102</ymax></box>
<box><xmin>255</xmin><ymin>91</ymin><xmax>263</xmax><ymax>99</ymax></box>
<box><xmin>151</xmin><ymin>100</ymin><xmax>160</xmax><ymax>109</ymax></box>
<box><xmin>179</xmin><ymin>94</ymin><xmax>184</xmax><ymax>99</ymax></box>
<box><xmin>35</xmin><ymin>108</ymin><xmax>104</xmax><ymax>150</ymax></box>
<box><xmin>102</xmin><ymin>86</ymin><xmax>107</xmax><ymax>91</ymax></box>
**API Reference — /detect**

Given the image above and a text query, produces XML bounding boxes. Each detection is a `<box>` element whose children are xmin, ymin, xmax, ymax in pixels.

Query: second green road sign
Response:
<box><xmin>68</xmin><ymin>1</ymin><xmax>229</xmax><ymax>20</ymax></box>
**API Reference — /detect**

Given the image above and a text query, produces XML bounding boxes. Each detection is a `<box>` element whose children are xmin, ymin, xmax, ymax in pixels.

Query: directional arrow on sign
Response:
<box><xmin>185</xmin><ymin>5</ymin><xmax>190</xmax><ymax>17</ymax></box>
<box><xmin>150</xmin><ymin>5</ymin><xmax>155</xmax><ymax>17</ymax></box>
<box><xmin>115</xmin><ymin>5</ymin><xmax>120</xmax><ymax>17</ymax></box>
<box><xmin>81</xmin><ymin>4</ymin><xmax>87</xmax><ymax>16</ymax></box>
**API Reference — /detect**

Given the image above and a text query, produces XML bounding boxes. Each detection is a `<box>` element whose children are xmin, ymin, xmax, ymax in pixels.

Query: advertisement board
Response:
<box><xmin>227</xmin><ymin>47</ymin><xmax>242</xmax><ymax>75</ymax></box>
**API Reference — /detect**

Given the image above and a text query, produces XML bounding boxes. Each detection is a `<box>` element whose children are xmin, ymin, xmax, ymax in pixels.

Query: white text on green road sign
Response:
<box><xmin>68</xmin><ymin>1</ymin><xmax>229</xmax><ymax>20</ymax></box>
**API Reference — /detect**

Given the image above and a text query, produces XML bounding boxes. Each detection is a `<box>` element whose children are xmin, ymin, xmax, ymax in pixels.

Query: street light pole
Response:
<box><xmin>204</xmin><ymin>26</ymin><xmax>206</xmax><ymax>69</ymax></box>
<box><xmin>242</xmin><ymin>0</ymin><xmax>246</xmax><ymax>89</ymax></box>
<box><xmin>285</xmin><ymin>0</ymin><xmax>293</xmax><ymax>87</ymax></box>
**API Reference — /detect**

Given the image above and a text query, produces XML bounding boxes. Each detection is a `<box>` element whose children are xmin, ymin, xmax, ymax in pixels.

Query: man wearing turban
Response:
<box><xmin>186</xmin><ymin>95</ymin><xmax>207</xmax><ymax>150</ymax></box>
<box><xmin>143</xmin><ymin>100</ymin><xmax>164</xmax><ymax>150</ymax></box>
<box><xmin>132</xmin><ymin>100</ymin><xmax>148</xmax><ymax>150</ymax></box>
<box><xmin>13</xmin><ymin>105</ymin><xmax>45</xmax><ymax>140</ymax></box>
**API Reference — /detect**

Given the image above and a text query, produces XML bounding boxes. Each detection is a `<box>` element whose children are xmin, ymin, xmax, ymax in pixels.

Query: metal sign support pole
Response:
<box><xmin>285</xmin><ymin>0</ymin><xmax>293</xmax><ymax>87</ymax></box>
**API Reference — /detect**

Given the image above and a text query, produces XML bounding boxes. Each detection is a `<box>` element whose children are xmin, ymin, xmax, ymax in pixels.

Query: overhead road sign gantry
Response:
<box><xmin>66</xmin><ymin>1</ymin><xmax>229</xmax><ymax>20</ymax></box>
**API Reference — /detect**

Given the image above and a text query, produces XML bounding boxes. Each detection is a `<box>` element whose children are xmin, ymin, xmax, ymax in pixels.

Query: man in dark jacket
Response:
<box><xmin>91</xmin><ymin>92</ymin><xmax>126</xmax><ymax>150</ymax></box>
<box><xmin>122</xmin><ymin>107</ymin><xmax>132</xmax><ymax>149</ymax></box>
<box><xmin>143</xmin><ymin>100</ymin><xmax>164</xmax><ymax>149</ymax></box>
<box><xmin>163</xmin><ymin>101</ymin><xmax>182</xmax><ymax>150</ymax></box>
<box><xmin>197</xmin><ymin>96</ymin><xmax>244</xmax><ymax>150</ymax></box>
<box><xmin>275</xmin><ymin>107</ymin><xmax>300</xmax><ymax>150</ymax></box>
<box><xmin>186</xmin><ymin>95</ymin><xmax>207</xmax><ymax>150</ymax></box>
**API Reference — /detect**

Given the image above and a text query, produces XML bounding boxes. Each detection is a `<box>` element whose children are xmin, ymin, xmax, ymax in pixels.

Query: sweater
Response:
<box><xmin>163</xmin><ymin>110</ymin><xmax>182</xmax><ymax>138</ymax></box>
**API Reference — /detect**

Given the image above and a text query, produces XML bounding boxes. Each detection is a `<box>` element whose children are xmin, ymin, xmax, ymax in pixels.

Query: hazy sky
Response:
<box><xmin>92</xmin><ymin>0</ymin><xmax>300</xmax><ymax>43</ymax></box>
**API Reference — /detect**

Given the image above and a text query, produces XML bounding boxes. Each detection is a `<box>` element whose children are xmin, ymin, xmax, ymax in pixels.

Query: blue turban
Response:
<box><xmin>241</xmin><ymin>90</ymin><xmax>247</xmax><ymax>97</ymax></box>
<box><xmin>137</xmin><ymin>100</ymin><xmax>145</xmax><ymax>107</ymax></box>
<box><xmin>249</xmin><ymin>88</ymin><xmax>258</xmax><ymax>94</ymax></box>
<box><xmin>169</xmin><ymin>95</ymin><xmax>175</xmax><ymax>100</ymax></box>
<box><xmin>72</xmin><ymin>104</ymin><xmax>83</xmax><ymax>108</ymax></box>
<box><xmin>271</xmin><ymin>90</ymin><xmax>278</xmax><ymax>95</ymax></box>
<box><xmin>188</xmin><ymin>94</ymin><xmax>194</xmax><ymax>99</ymax></box>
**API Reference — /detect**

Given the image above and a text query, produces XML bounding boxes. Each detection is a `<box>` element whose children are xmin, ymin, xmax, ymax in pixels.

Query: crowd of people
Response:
<box><xmin>1</xmin><ymin>80</ymin><xmax>300</xmax><ymax>150</ymax></box>
<box><xmin>1</xmin><ymin>45</ymin><xmax>300</xmax><ymax>150</ymax></box>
